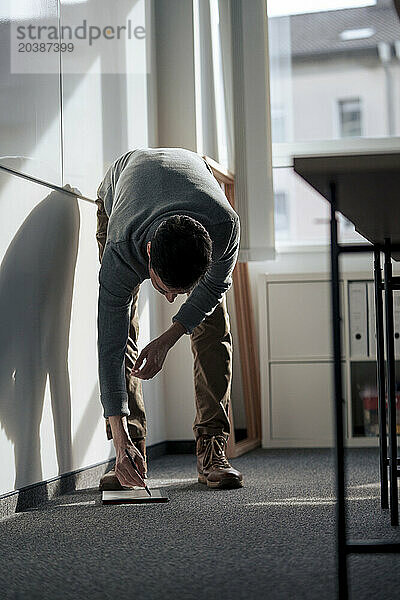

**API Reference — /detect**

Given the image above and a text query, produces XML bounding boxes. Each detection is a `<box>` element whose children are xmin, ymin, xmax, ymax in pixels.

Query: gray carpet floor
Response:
<box><xmin>1</xmin><ymin>448</ymin><xmax>400</xmax><ymax>600</ymax></box>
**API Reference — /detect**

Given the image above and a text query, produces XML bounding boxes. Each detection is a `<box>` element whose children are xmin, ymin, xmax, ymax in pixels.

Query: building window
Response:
<box><xmin>274</xmin><ymin>191</ymin><xmax>289</xmax><ymax>240</ymax></box>
<box><xmin>338</xmin><ymin>98</ymin><xmax>362</xmax><ymax>138</ymax></box>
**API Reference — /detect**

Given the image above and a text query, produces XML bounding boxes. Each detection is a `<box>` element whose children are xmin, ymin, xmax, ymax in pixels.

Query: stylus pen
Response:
<box><xmin>125</xmin><ymin>449</ymin><xmax>151</xmax><ymax>496</ymax></box>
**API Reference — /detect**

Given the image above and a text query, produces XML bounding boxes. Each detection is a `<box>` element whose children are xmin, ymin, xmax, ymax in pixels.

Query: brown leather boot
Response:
<box><xmin>99</xmin><ymin>439</ymin><xmax>147</xmax><ymax>491</ymax></box>
<box><xmin>196</xmin><ymin>434</ymin><xmax>243</xmax><ymax>489</ymax></box>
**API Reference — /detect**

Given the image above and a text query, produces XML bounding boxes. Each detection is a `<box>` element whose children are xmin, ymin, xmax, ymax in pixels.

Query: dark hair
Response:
<box><xmin>150</xmin><ymin>215</ymin><xmax>212</xmax><ymax>290</ymax></box>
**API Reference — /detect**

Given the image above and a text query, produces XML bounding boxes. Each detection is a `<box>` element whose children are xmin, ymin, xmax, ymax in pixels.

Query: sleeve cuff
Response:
<box><xmin>171</xmin><ymin>315</ymin><xmax>190</xmax><ymax>334</ymax></box>
<box><xmin>172</xmin><ymin>308</ymin><xmax>203</xmax><ymax>335</ymax></box>
<box><xmin>101</xmin><ymin>392</ymin><xmax>130</xmax><ymax>418</ymax></box>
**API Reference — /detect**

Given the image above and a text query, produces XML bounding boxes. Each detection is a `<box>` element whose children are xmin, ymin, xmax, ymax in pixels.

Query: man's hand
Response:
<box><xmin>109</xmin><ymin>416</ymin><xmax>146</xmax><ymax>488</ymax></box>
<box><xmin>63</xmin><ymin>183</ymin><xmax>82</xmax><ymax>196</ymax></box>
<box><xmin>115</xmin><ymin>442</ymin><xmax>146</xmax><ymax>488</ymax></box>
<box><xmin>131</xmin><ymin>321</ymin><xmax>186</xmax><ymax>380</ymax></box>
<box><xmin>131</xmin><ymin>335</ymin><xmax>171</xmax><ymax>380</ymax></box>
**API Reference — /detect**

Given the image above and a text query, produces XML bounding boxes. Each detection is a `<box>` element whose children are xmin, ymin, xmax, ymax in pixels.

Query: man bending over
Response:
<box><xmin>96</xmin><ymin>147</ymin><xmax>242</xmax><ymax>491</ymax></box>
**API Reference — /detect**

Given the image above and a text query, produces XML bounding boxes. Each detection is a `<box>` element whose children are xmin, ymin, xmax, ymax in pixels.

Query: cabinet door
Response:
<box><xmin>267</xmin><ymin>281</ymin><xmax>342</xmax><ymax>360</ymax></box>
<box><xmin>270</xmin><ymin>362</ymin><xmax>340</xmax><ymax>443</ymax></box>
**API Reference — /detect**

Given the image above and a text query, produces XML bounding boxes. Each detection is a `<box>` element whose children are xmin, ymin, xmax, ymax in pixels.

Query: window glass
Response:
<box><xmin>274</xmin><ymin>191</ymin><xmax>290</xmax><ymax>240</ymax></box>
<box><xmin>267</xmin><ymin>0</ymin><xmax>400</xmax><ymax>246</ymax></box>
<box><xmin>268</xmin><ymin>0</ymin><xmax>400</xmax><ymax>145</ymax></box>
<box><xmin>273</xmin><ymin>166</ymin><xmax>366</xmax><ymax>246</ymax></box>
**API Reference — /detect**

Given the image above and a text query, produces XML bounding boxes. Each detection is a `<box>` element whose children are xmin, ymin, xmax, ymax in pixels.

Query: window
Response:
<box><xmin>274</xmin><ymin>191</ymin><xmax>289</xmax><ymax>239</ymax></box>
<box><xmin>267</xmin><ymin>0</ymin><xmax>400</xmax><ymax>247</ymax></box>
<box><xmin>338</xmin><ymin>98</ymin><xmax>362</xmax><ymax>137</ymax></box>
<box><xmin>271</xmin><ymin>106</ymin><xmax>287</xmax><ymax>143</ymax></box>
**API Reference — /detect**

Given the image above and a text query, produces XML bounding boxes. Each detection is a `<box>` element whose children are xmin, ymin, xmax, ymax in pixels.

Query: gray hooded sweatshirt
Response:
<box><xmin>97</xmin><ymin>147</ymin><xmax>240</xmax><ymax>418</ymax></box>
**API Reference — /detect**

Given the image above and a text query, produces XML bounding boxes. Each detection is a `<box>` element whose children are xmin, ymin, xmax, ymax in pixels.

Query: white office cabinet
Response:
<box><xmin>258</xmin><ymin>272</ymin><xmax>399</xmax><ymax>449</ymax></box>
<box><xmin>270</xmin><ymin>362</ymin><xmax>334</xmax><ymax>443</ymax></box>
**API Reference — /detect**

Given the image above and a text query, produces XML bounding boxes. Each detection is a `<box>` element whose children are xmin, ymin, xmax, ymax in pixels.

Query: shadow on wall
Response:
<box><xmin>0</xmin><ymin>189</ymin><xmax>80</xmax><ymax>491</ymax></box>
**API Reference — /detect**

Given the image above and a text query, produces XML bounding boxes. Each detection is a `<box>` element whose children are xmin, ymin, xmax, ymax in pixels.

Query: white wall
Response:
<box><xmin>162</xmin><ymin>303</ymin><xmax>195</xmax><ymax>441</ymax></box>
<box><xmin>0</xmin><ymin>0</ymin><xmax>167</xmax><ymax>497</ymax></box>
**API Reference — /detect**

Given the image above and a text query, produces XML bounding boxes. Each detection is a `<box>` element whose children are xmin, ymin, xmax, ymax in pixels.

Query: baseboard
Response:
<box><xmin>147</xmin><ymin>440</ymin><xmax>196</xmax><ymax>456</ymax></box>
<box><xmin>166</xmin><ymin>440</ymin><xmax>196</xmax><ymax>454</ymax></box>
<box><xmin>0</xmin><ymin>439</ymin><xmax>195</xmax><ymax>520</ymax></box>
<box><xmin>0</xmin><ymin>458</ymin><xmax>115</xmax><ymax>520</ymax></box>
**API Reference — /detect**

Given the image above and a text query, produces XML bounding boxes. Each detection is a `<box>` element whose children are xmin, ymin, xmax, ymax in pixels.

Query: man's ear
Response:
<box><xmin>147</xmin><ymin>241</ymin><xmax>151</xmax><ymax>257</ymax></box>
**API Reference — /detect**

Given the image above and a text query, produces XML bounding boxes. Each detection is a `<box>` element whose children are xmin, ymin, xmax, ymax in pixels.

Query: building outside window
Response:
<box><xmin>268</xmin><ymin>0</ymin><xmax>400</xmax><ymax>247</ymax></box>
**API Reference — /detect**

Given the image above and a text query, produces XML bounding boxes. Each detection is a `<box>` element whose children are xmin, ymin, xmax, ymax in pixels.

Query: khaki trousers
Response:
<box><xmin>95</xmin><ymin>197</ymin><xmax>232</xmax><ymax>442</ymax></box>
